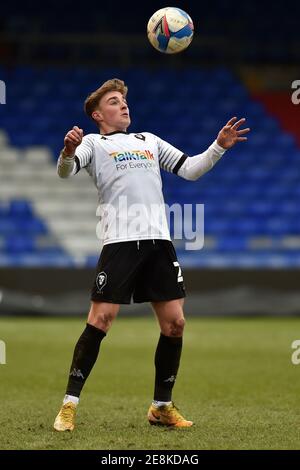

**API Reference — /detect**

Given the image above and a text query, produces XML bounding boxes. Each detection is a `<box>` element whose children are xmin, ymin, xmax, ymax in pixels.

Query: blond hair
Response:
<box><xmin>84</xmin><ymin>78</ymin><xmax>128</xmax><ymax>121</ymax></box>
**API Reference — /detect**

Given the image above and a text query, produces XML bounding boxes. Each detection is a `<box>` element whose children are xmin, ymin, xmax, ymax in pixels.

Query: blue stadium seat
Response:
<box><xmin>19</xmin><ymin>219</ymin><xmax>48</xmax><ymax>235</ymax></box>
<box><xmin>0</xmin><ymin>219</ymin><xmax>15</xmax><ymax>236</ymax></box>
<box><xmin>216</xmin><ymin>236</ymin><xmax>248</xmax><ymax>252</ymax></box>
<box><xmin>5</xmin><ymin>236</ymin><xmax>35</xmax><ymax>254</ymax></box>
<box><xmin>9</xmin><ymin>200</ymin><xmax>33</xmax><ymax>218</ymax></box>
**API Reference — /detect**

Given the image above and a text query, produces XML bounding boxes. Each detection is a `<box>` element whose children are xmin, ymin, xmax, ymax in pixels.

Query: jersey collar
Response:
<box><xmin>102</xmin><ymin>131</ymin><xmax>129</xmax><ymax>136</ymax></box>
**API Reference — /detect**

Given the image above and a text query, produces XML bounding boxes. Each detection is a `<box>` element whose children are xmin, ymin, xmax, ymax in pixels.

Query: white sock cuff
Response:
<box><xmin>152</xmin><ymin>400</ymin><xmax>172</xmax><ymax>407</ymax></box>
<box><xmin>63</xmin><ymin>394</ymin><xmax>79</xmax><ymax>406</ymax></box>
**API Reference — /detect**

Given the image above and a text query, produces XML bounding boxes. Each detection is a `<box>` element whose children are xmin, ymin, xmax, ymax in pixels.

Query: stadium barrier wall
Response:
<box><xmin>1</xmin><ymin>268</ymin><xmax>300</xmax><ymax>295</ymax></box>
<box><xmin>1</xmin><ymin>268</ymin><xmax>300</xmax><ymax>316</ymax></box>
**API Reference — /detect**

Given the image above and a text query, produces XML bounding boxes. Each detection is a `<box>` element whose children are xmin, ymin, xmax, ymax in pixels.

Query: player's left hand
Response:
<box><xmin>217</xmin><ymin>117</ymin><xmax>250</xmax><ymax>149</ymax></box>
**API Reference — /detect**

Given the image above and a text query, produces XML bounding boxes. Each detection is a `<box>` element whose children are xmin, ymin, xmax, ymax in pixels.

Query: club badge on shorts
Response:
<box><xmin>96</xmin><ymin>271</ymin><xmax>107</xmax><ymax>293</ymax></box>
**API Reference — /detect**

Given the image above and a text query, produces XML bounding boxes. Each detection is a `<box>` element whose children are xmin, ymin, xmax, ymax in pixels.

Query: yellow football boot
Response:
<box><xmin>148</xmin><ymin>402</ymin><xmax>193</xmax><ymax>428</ymax></box>
<box><xmin>53</xmin><ymin>402</ymin><xmax>76</xmax><ymax>432</ymax></box>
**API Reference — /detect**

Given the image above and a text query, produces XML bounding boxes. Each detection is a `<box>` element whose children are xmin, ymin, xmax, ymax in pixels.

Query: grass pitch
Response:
<box><xmin>1</xmin><ymin>315</ymin><xmax>300</xmax><ymax>450</ymax></box>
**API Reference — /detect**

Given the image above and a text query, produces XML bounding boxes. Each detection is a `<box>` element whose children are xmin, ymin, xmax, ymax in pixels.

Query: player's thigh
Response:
<box><xmin>151</xmin><ymin>298</ymin><xmax>185</xmax><ymax>336</ymax></box>
<box><xmin>87</xmin><ymin>301</ymin><xmax>120</xmax><ymax>332</ymax></box>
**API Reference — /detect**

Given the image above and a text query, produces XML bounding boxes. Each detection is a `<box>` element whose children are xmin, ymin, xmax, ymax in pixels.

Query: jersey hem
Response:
<box><xmin>102</xmin><ymin>235</ymin><xmax>171</xmax><ymax>246</ymax></box>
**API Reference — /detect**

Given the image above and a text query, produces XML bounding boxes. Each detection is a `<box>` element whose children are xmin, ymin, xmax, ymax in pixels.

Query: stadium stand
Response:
<box><xmin>0</xmin><ymin>66</ymin><xmax>299</xmax><ymax>268</ymax></box>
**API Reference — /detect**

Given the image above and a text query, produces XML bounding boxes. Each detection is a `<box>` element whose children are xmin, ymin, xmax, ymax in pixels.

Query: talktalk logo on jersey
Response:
<box><xmin>110</xmin><ymin>149</ymin><xmax>155</xmax><ymax>171</ymax></box>
<box><xmin>110</xmin><ymin>150</ymin><xmax>154</xmax><ymax>162</ymax></box>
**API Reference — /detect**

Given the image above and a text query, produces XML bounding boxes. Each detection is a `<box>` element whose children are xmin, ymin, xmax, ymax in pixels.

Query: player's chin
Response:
<box><xmin>121</xmin><ymin>115</ymin><xmax>131</xmax><ymax>126</ymax></box>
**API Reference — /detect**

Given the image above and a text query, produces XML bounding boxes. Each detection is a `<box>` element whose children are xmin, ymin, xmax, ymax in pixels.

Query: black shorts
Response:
<box><xmin>91</xmin><ymin>239</ymin><xmax>186</xmax><ymax>304</ymax></box>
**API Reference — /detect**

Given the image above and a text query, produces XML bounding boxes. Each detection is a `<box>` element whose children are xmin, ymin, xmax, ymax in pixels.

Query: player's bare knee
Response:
<box><xmin>88</xmin><ymin>304</ymin><xmax>118</xmax><ymax>332</ymax></box>
<box><xmin>95</xmin><ymin>311</ymin><xmax>116</xmax><ymax>331</ymax></box>
<box><xmin>169</xmin><ymin>317</ymin><xmax>185</xmax><ymax>337</ymax></box>
<box><xmin>103</xmin><ymin>311</ymin><xmax>115</xmax><ymax>325</ymax></box>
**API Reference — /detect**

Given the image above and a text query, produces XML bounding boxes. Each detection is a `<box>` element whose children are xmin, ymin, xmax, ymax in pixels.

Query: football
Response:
<box><xmin>147</xmin><ymin>7</ymin><xmax>194</xmax><ymax>54</ymax></box>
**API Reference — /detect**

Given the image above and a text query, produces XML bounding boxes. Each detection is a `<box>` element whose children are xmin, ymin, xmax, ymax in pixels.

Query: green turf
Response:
<box><xmin>1</xmin><ymin>315</ymin><xmax>300</xmax><ymax>450</ymax></box>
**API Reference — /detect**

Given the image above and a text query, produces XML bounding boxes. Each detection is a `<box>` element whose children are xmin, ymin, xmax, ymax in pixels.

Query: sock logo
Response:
<box><xmin>164</xmin><ymin>375</ymin><xmax>176</xmax><ymax>383</ymax></box>
<box><xmin>70</xmin><ymin>368</ymin><xmax>84</xmax><ymax>379</ymax></box>
<box><xmin>96</xmin><ymin>271</ymin><xmax>107</xmax><ymax>293</ymax></box>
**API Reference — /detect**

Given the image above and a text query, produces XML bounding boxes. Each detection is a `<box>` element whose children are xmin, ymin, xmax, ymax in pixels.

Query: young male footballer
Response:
<box><xmin>54</xmin><ymin>78</ymin><xmax>250</xmax><ymax>431</ymax></box>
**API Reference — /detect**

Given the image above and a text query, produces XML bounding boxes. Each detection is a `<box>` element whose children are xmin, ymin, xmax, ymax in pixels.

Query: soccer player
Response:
<box><xmin>54</xmin><ymin>78</ymin><xmax>250</xmax><ymax>431</ymax></box>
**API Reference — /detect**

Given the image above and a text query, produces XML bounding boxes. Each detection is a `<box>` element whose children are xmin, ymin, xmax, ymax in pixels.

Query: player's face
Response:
<box><xmin>96</xmin><ymin>91</ymin><xmax>131</xmax><ymax>132</ymax></box>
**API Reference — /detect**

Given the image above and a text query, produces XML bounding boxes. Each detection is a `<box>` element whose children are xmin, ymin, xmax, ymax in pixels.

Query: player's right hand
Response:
<box><xmin>63</xmin><ymin>126</ymin><xmax>84</xmax><ymax>156</ymax></box>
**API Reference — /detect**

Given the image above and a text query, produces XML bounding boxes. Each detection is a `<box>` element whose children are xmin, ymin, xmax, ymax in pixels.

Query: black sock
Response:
<box><xmin>154</xmin><ymin>333</ymin><xmax>183</xmax><ymax>402</ymax></box>
<box><xmin>66</xmin><ymin>323</ymin><xmax>106</xmax><ymax>397</ymax></box>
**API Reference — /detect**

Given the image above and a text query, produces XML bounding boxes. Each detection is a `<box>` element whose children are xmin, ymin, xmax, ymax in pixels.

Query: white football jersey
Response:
<box><xmin>72</xmin><ymin>131</ymin><xmax>187</xmax><ymax>245</ymax></box>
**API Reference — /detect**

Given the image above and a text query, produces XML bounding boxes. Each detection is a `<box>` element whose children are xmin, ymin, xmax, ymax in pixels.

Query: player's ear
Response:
<box><xmin>92</xmin><ymin>110</ymin><xmax>103</xmax><ymax>122</ymax></box>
